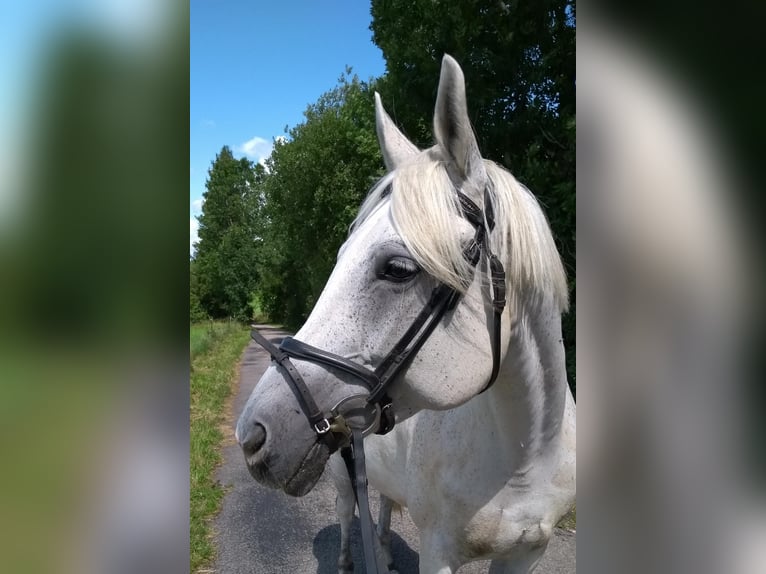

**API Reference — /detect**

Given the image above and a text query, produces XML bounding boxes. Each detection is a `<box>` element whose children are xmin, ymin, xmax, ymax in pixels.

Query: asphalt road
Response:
<box><xmin>212</xmin><ymin>326</ymin><xmax>575</xmax><ymax>573</ymax></box>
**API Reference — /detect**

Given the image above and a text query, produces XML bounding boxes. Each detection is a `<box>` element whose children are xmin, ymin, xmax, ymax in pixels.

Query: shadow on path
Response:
<box><xmin>312</xmin><ymin>520</ymin><xmax>420</xmax><ymax>574</ymax></box>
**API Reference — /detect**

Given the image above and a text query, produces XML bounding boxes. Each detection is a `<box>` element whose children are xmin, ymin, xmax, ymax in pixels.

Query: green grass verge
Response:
<box><xmin>557</xmin><ymin>504</ymin><xmax>577</xmax><ymax>531</ymax></box>
<box><xmin>190</xmin><ymin>320</ymin><xmax>250</xmax><ymax>573</ymax></box>
<box><xmin>190</xmin><ymin>321</ymin><xmax>242</xmax><ymax>361</ymax></box>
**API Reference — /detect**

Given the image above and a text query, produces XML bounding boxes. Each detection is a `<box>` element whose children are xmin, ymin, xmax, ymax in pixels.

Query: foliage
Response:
<box><xmin>370</xmin><ymin>0</ymin><xmax>576</xmax><ymax>392</ymax></box>
<box><xmin>190</xmin><ymin>321</ymin><xmax>250</xmax><ymax>571</ymax></box>
<box><xmin>249</xmin><ymin>292</ymin><xmax>270</xmax><ymax>324</ymax></box>
<box><xmin>256</xmin><ymin>73</ymin><xmax>384</xmax><ymax>328</ymax></box>
<box><xmin>191</xmin><ymin>2</ymin><xmax>576</xmax><ymax>394</ymax></box>
<box><xmin>189</xmin><ymin>320</ymin><xmax>237</xmax><ymax>360</ymax></box>
<box><xmin>193</xmin><ymin>146</ymin><xmax>261</xmax><ymax>322</ymax></box>
<box><xmin>189</xmin><ymin>259</ymin><xmax>209</xmax><ymax>323</ymax></box>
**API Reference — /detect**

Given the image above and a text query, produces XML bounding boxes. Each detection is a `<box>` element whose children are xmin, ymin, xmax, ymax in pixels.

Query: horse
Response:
<box><xmin>236</xmin><ymin>54</ymin><xmax>576</xmax><ymax>574</ymax></box>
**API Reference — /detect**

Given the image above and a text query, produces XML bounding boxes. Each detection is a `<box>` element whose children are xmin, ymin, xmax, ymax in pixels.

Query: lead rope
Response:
<box><xmin>341</xmin><ymin>430</ymin><xmax>386</xmax><ymax>574</ymax></box>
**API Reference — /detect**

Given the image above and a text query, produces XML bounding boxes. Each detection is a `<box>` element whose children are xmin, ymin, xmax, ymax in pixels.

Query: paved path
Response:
<box><xmin>212</xmin><ymin>326</ymin><xmax>575</xmax><ymax>573</ymax></box>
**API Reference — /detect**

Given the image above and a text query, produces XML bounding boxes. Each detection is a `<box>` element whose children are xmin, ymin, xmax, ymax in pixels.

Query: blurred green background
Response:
<box><xmin>0</xmin><ymin>2</ymin><xmax>189</xmax><ymax>573</ymax></box>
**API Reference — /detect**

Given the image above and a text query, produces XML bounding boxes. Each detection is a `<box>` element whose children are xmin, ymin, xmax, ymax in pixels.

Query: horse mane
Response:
<box><xmin>351</xmin><ymin>148</ymin><xmax>569</xmax><ymax>313</ymax></box>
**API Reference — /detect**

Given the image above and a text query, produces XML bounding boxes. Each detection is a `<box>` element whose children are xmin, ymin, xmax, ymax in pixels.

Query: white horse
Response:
<box><xmin>237</xmin><ymin>55</ymin><xmax>575</xmax><ymax>574</ymax></box>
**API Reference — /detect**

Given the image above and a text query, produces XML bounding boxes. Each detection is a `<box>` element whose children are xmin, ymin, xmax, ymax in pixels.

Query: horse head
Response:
<box><xmin>236</xmin><ymin>55</ymin><xmax>566</xmax><ymax>496</ymax></box>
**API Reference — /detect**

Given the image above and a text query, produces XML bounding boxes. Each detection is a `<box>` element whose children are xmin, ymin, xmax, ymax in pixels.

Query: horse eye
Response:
<box><xmin>379</xmin><ymin>257</ymin><xmax>419</xmax><ymax>282</ymax></box>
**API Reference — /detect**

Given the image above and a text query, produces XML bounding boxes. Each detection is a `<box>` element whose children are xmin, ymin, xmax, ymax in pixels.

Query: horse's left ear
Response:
<box><xmin>375</xmin><ymin>92</ymin><xmax>419</xmax><ymax>171</ymax></box>
<box><xmin>434</xmin><ymin>55</ymin><xmax>487</xmax><ymax>189</ymax></box>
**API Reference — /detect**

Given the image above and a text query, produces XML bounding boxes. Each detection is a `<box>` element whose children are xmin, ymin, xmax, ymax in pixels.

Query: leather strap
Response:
<box><xmin>456</xmin><ymin>190</ymin><xmax>484</xmax><ymax>228</ymax></box>
<box><xmin>279</xmin><ymin>335</ymin><xmax>395</xmax><ymax>436</ymax></box>
<box><xmin>367</xmin><ymin>283</ymin><xmax>461</xmax><ymax>405</ymax></box>
<box><xmin>481</xmin><ymin>253</ymin><xmax>506</xmax><ymax>393</ymax></box>
<box><xmin>279</xmin><ymin>336</ymin><xmax>381</xmax><ymax>390</ymax></box>
<box><xmin>341</xmin><ymin>430</ymin><xmax>385</xmax><ymax>574</ymax></box>
<box><xmin>250</xmin><ymin>330</ymin><xmax>342</xmax><ymax>451</ymax></box>
<box><xmin>457</xmin><ymin>187</ymin><xmax>506</xmax><ymax>393</ymax></box>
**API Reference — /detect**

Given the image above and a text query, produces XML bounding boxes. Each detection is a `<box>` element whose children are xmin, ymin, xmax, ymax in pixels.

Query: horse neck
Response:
<box><xmin>481</xmin><ymin>293</ymin><xmax>570</xmax><ymax>471</ymax></box>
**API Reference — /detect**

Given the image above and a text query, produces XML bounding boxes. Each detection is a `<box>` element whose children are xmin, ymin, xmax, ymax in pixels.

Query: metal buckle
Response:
<box><xmin>313</xmin><ymin>418</ymin><xmax>331</xmax><ymax>435</ymax></box>
<box><xmin>376</xmin><ymin>402</ymin><xmax>395</xmax><ymax>435</ymax></box>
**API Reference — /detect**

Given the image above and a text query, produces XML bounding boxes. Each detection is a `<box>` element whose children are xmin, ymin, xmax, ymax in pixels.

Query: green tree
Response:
<box><xmin>189</xmin><ymin>259</ymin><xmax>208</xmax><ymax>323</ymax></box>
<box><xmin>256</xmin><ymin>72</ymin><xmax>384</xmax><ymax>328</ymax></box>
<box><xmin>194</xmin><ymin>146</ymin><xmax>260</xmax><ymax>321</ymax></box>
<box><xmin>370</xmin><ymin>0</ymin><xmax>576</xmax><ymax>392</ymax></box>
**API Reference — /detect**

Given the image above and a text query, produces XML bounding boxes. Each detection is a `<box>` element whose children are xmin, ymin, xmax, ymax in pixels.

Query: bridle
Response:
<box><xmin>250</xmin><ymin>186</ymin><xmax>506</xmax><ymax>573</ymax></box>
<box><xmin>250</xmin><ymin>186</ymin><xmax>506</xmax><ymax>444</ymax></box>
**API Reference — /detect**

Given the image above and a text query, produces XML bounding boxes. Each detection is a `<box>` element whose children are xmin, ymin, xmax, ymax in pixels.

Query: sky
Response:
<box><xmin>190</xmin><ymin>1</ymin><xmax>387</xmax><ymax>255</ymax></box>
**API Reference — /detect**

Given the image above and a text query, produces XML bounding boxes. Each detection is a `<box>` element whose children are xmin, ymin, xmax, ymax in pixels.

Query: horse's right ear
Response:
<box><xmin>375</xmin><ymin>92</ymin><xmax>419</xmax><ymax>171</ymax></box>
<box><xmin>433</xmin><ymin>54</ymin><xmax>487</xmax><ymax>189</ymax></box>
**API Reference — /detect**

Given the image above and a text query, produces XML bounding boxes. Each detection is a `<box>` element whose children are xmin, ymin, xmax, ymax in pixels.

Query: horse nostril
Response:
<box><xmin>240</xmin><ymin>422</ymin><xmax>267</xmax><ymax>457</ymax></box>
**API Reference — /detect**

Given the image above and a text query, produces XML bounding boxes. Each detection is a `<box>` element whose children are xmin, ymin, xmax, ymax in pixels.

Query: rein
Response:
<box><xmin>250</xmin><ymin>187</ymin><xmax>505</xmax><ymax>573</ymax></box>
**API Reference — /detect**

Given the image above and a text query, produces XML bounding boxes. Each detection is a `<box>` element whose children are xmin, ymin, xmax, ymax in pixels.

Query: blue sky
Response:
<box><xmin>191</xmin><ymin>1</ymin><xmax>387</xmax><ymax>255</ymax></box>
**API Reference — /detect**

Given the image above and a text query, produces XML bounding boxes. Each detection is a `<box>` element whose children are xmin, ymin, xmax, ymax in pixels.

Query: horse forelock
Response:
<box><xmin>350</xmin><ymin>154</ymin><xmax>569</xmax><ymax>313</ymax></box>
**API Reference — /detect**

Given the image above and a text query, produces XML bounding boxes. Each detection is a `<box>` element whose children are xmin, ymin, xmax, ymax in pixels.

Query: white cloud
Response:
<box><xmin>190</xmin><ymin>217</ymin><xmax>199</xmax><ymax>257</ymax></box>
<box><xmin>86</xmin><ymin>0</ymin><xmax>171</xmax><ymax>46</ymax></box>
<box><xmin>237</xmin><ymin>136</ymin><xmax>273</xmax><ymax>166</ymax></box>
<box><xmin>191</xmin><ymin>197</ymin><xmax>204</xmax><ymax>214</ymax></box>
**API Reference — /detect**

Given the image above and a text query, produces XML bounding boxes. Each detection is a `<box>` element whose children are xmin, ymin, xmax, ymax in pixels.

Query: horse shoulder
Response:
<box><xmin>552</xmin><ymin>387</ymin><xmax>576</xmax><ymax>495</ymax></box>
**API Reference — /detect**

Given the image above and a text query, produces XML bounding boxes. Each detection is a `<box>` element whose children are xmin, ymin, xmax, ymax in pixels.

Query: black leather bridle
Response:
<box><xmin>250</xmin><ymin>187</ymin><xmax>506</xmax><ymax>573</ymax></box>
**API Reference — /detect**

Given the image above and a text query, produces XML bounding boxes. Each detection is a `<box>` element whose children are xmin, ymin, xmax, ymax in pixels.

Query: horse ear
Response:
<box><xmin>375</xmin><ymin>92</ymin><xmax>419</xmax><ymax>171</ymax></box>
<box><xmin>433</xmin><ymin>55</ymin><xmax>487</xmax><ymax>186</ymax></box>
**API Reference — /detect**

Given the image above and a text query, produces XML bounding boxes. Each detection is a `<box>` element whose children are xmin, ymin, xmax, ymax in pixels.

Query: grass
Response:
<box><xmin>190</xmin><ymin>320</ymin><xmax>250</xmax><ymax>573</ymax></box>
<box><xmin>557</xmin><ymin>504</ymin><xmax>577</xmax><ymax>531</ymax></box>
<box><xmin>190</xmin><ymin>320</ymin><xmax>238</xmax><ymax>361</ymax></box>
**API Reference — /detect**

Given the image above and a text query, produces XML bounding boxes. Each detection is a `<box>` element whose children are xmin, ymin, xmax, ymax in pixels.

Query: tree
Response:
<box><xmin>194</xmin><ymin>146</ymin><xmax>260</xmax><ymax>321</ymax></box>
<box><xmin>256</xmin><ymin>73</ymin><xmax>384</xmax><ymax>328</ymax></box>
<box><xmin>189</xmin><ymin>259</ymin><xmax>208</xmax><ymax>323</ymax></box>
<box><xmin>370</xmin><ymin>0</ymin><xmax>576</xmax><ymax>392</ymax></box>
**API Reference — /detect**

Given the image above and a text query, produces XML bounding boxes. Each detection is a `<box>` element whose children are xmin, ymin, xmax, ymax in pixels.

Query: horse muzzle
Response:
<box><xmin>238</xmin><ymin>419</ymin><xmax>332</xmax><ymax>497</ymax></box>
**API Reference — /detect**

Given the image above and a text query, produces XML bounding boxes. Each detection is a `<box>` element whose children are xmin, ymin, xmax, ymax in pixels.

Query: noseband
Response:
<box><xmin>250</xmin><ymin>187</ymin><xmax>505</xmax><ymax>573</ymax></box>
